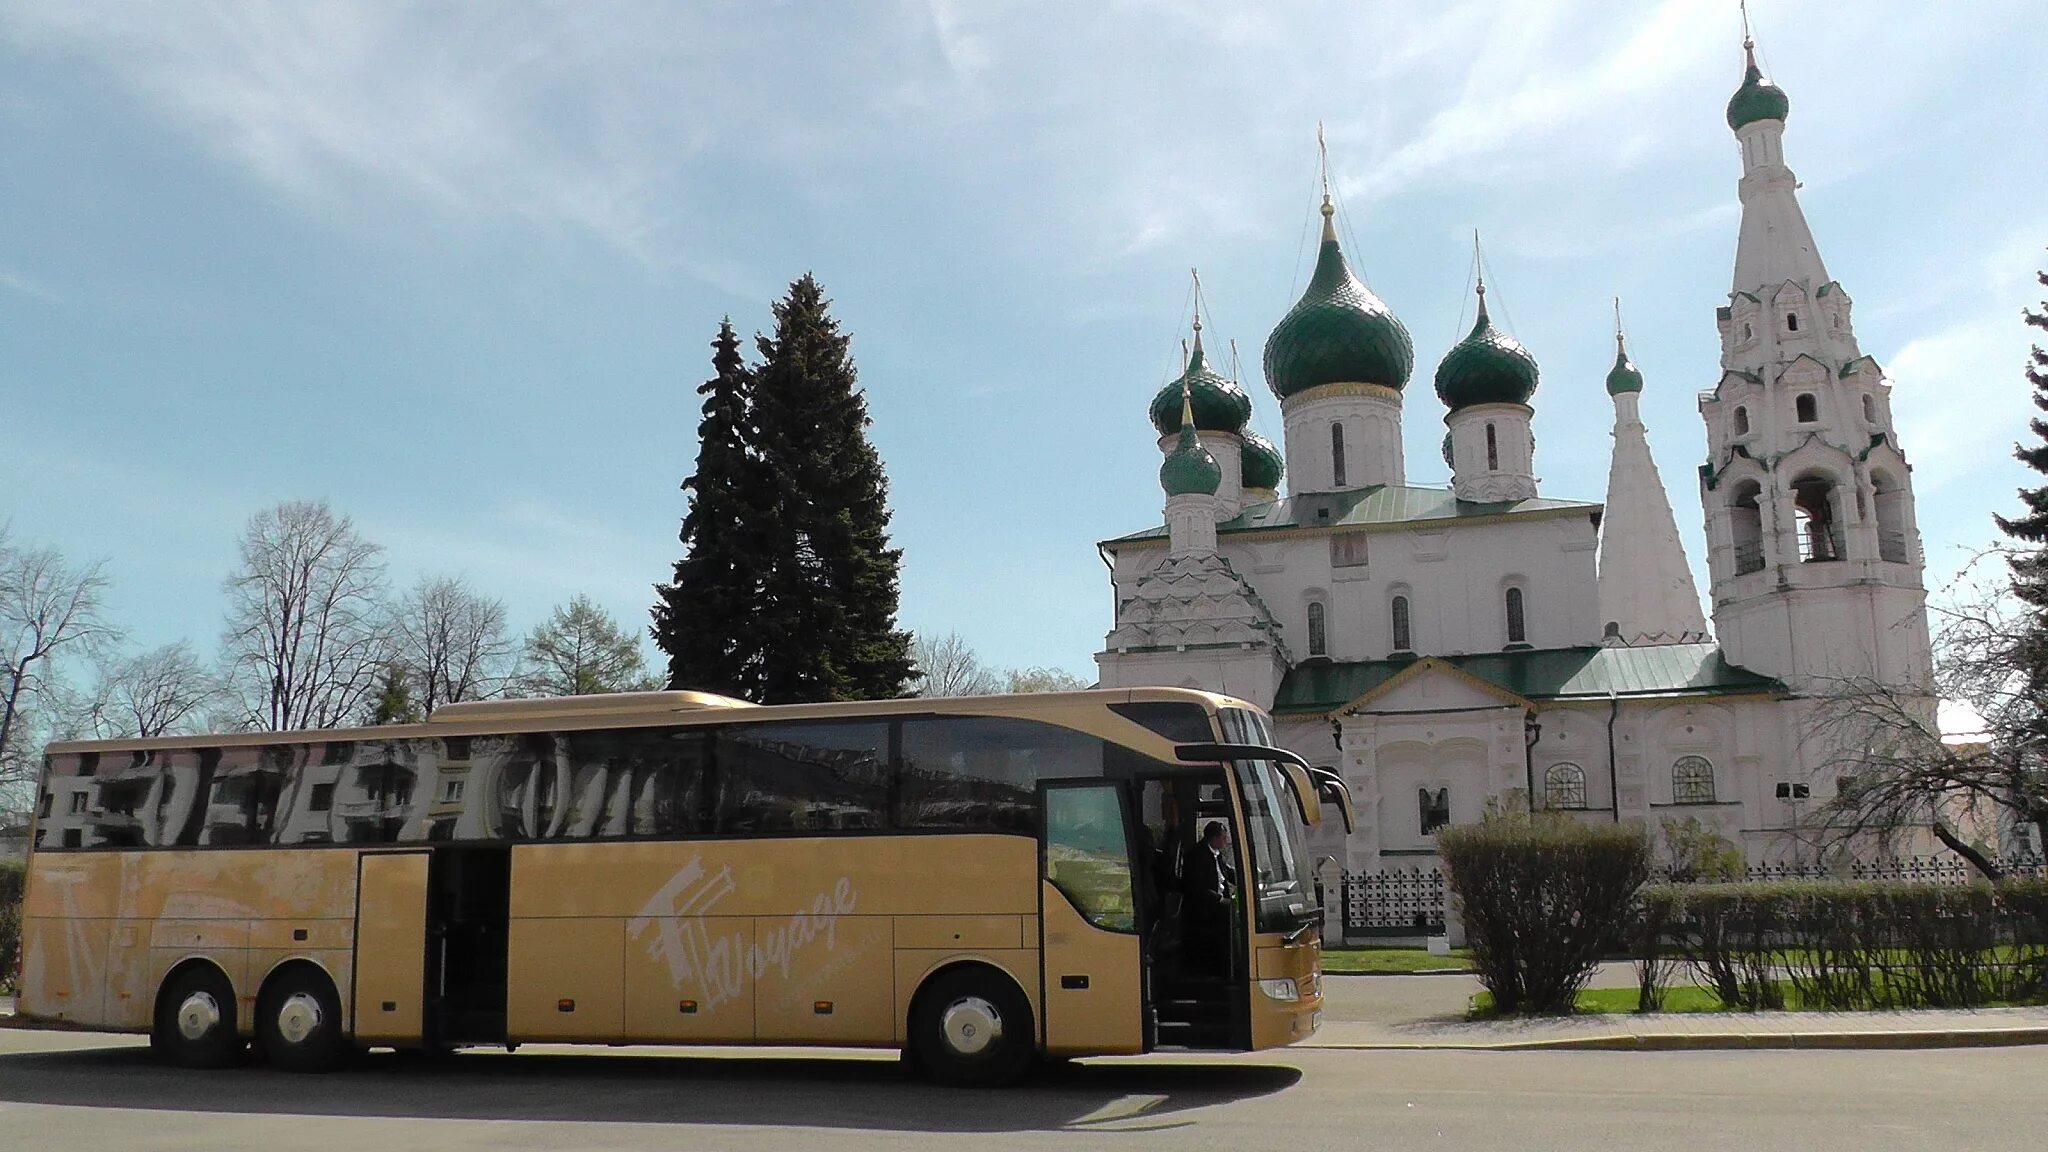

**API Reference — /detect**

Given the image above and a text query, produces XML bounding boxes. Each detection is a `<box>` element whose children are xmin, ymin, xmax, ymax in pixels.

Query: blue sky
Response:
<box><xmin>1</xmin><ymin>0</ymin><xmax>2042</xmax><ymax>683</ymax></box>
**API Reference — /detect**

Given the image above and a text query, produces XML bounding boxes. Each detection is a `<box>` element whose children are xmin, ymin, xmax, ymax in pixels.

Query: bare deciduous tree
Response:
<box><xmin>909</xmin><ymin>631</ymin><xmax>1000</xmax><ymax>696</ymax></box>
<box><xmin>1003</xmin><ymin>665</ymin><xmax>1091</xmax><ymax>694</ymax></box>
<box><xmin>1812</xmin><ymin>551</ymin><xmax>2048</xmax><ymax>878</ymax></box>
<box><xmin>220</xmin><ymin>501</ymin><xmax>391</xmax><ymax>731</ymax></box>
<box><xmin>1</xmin><ymin>530</ymin><xmax>118</xmax><ymax>804</ymax></box>
<box><xmin>64</xmin><ymin>642</ymin><xmax>219</xmax><ymax>740</ymax></box>
<box><xmin>520</xmin><ymin>595</ymin><xmax>658</xmax><ymax>697</ymax></box>
<box><xmin>394</xmin><ymin>575</ymin><xmax>511</xmax><ymax>713</ymax></box>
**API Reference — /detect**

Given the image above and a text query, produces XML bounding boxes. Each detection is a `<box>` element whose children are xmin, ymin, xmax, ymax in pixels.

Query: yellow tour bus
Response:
<box><xmin>16</xmin><ymin>686</ymin><xmax>1351</xmax><ymax>1084</ymax></box>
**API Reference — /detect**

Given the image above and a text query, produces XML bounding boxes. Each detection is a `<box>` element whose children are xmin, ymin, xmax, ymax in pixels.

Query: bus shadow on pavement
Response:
<box><xmin>0</xmin><ymin>1045</ymin><xmax>1302</xmax><ymax>1132</ymax></box>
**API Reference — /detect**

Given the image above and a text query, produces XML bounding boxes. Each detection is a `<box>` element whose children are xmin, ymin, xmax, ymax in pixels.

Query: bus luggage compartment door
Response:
<box><xmin>352</xmin><ymin>851</ymin><xmax>431</xmax><ymax>1045</ymax></box>
<box><xmin>1039</xmin><ymin>783</ymin><xmax>1144</xmax><ymax>1056</ymax></box>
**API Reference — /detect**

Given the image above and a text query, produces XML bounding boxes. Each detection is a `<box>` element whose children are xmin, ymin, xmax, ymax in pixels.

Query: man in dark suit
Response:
<box><xmin>1179</xmin><ymin>821</ymin><xmax>1237</xmax><ymax>977</ymax></box>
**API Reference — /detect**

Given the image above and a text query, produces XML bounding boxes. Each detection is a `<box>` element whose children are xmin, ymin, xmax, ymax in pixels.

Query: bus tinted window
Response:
<box><xmin>713</xmin><ymin>722</ymin><xmax>890</xmax><ymax>834</ymax></box>
<box><xmin>896</xmin><ymin>716</ymin><xmax>1078</xmax><ymax>835</ymax></box>
<box><xmin>1109</xmin><ymin>702</ymin><xmax>1215</xmax><ymax>744</ymax></box>
<box><xmin>562</xmin><ymin>728</ymin><xmax>712</xmax><ymax>838</ymax></box>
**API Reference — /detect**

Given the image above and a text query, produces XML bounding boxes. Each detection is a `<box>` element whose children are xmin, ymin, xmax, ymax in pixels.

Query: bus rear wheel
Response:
<box><xmin>909</xmin><ymin>968</ymin><xmax>1033</xmax><ymax>1087</ymax></box>
<box><xmin>154</xmin><ymin>965</ymin><xmax>243</xmax><ymax>1070</ymax></box>
<box><xmin>257</xmin><ymin>966</ymin><xmax>349</xmax><ymax>1073</ymax></box>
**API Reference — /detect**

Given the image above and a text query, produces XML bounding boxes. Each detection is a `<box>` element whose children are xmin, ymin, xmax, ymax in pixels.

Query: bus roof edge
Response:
<box><xmin>426</xmin><ymin>690</ymin><xmax>758</xmax><ymax>724</ymax></box>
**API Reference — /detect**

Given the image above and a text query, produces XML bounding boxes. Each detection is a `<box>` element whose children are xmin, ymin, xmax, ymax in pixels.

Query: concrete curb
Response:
<box><xmin>1321</xmin><ymin>968</ymin><xmax>1475</xmax><ymax>978</ymax></box>
<box><xmin>1306</xmin><ymin>1027</ymin><xmax>2048</xmax><ymax>1053</ymax></box>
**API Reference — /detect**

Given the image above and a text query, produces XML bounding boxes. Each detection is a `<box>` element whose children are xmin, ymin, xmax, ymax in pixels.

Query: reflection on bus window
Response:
<box><xmin>1044</xmin><ymin>785</ymin><xmax>1135</xmax><ymax>932</ymax></box>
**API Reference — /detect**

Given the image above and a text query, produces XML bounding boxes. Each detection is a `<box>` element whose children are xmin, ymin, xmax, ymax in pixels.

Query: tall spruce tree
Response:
<box><xmin>653</xmin><ymin>320</ymin><xmax>770</xmax><ymax>697</ymax></box>
<box><xmin>749</xmin><ymin>275</ymin><xmax>914</xmax><ymax>702</ymax></box>
<box><xmin>1995</xmin><ymin>266</ymin><xmax>2048</xmax><ymax>706</ymax></box>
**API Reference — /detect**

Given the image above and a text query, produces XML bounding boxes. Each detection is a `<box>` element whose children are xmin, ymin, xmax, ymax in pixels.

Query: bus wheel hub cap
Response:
<box><xmin>277</xmin><ymin>993</ymin><xmax>323</xmax><ymax>1045</ymax></box>
<box><xmin>177</xmin><ymin>992</ymin><xmax>221</xmax><ymax>1041</ymax></box>
<box><xmin>941</xmin><ymin>997</ymin><xmax>1001</xmax><ymax>1056</ymax></box>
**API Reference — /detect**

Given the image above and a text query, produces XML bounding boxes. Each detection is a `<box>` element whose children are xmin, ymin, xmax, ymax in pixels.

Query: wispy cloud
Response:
<box><xmin>1887</xmin><ymin>233</ymin><xmax>2047</xmax><ymax>497</ymax></box>
<box><xmin>0</xmin><ymin>1</ymin><xmax>970</xmax><ymax>273</ymax></box>
<box><xmin>0</xmin><ymin>266</ymin><xmax>58</xmax><ymax>301</ymax></box>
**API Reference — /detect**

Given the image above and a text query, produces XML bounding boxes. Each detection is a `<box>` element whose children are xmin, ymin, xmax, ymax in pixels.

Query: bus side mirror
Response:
<box><xmin>1310</xmin><ymin>770</ymin><xmax>1356</xmax><ymax>836</ymax></box>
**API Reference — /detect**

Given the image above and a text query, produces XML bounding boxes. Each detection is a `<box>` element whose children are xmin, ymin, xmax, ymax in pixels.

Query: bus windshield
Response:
<box><xmin>1218</xmin><ymin>708</ymin><xmax>1312</xmax><ymax>934</ymax></box>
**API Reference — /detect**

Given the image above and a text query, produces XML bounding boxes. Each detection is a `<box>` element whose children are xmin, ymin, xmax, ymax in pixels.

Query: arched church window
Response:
<box><xmin>1733</xmin><ymin>406</ymin><xmax>1750</xmax><ymax>436</ymax></box>
<box><xmin>1544</xmin><ymin>763</ymin><xmax>1587</xmax><ymax>810</ymax></box>
<box><xmin>1731</xmin><ymin>480</ymin><xmax>1765</xmax><ymax>574</ymax></box>
<box><xmin>1390</xmin><ymin>595</ymin><xmax>1413</xmax><ymax>653</ymax></box>
<box><xmin>1331</xmin><ymin>423</ymin><xmax>1347</xmax><ymax>488</ymax></box>
<box><xmin>1872</xmin><ymin>470</ymin><xmax>1909</xmax><ymax>563</ymax></box>
<box><xmin>1742</xmin><ymin>322</ymin><xmax>1753</xmax><ymax>341</ymax></box>
<box><xmin>1672</xmin><ymin>757</ymin><xmax>1716</xmax><ymax>805</ymax></box>
<box><xmin>1306</xmin><ymin>602</ymin><xmax>1327</xmax><ymax>657</ymax></box>
<box><xmin>1504</xmin><ymin>587</ymin><xmax>1527</xmax><ymax>646</ymax></box>
<box><xmin>1792</xmin><ymin>473</ymin><xmax>1843</xmax><ymax>562</ymax></box>
<box><xmin>1795</xmin><ymin>393</ymin><xmax>1818</xmax><ymax>423</ymax></box>
<box><xmin>1418</xmin><ymin>787</ymin><xmax>1451</xmax><ymax>835</ymax></box>
<box><xmin>1485</xmin><ymin>423</ymin><xmax>1499</xmax><ymax>471</ymax></box>
<box><xmin>1786</xmin><ymin>312</ymin><xmax>1800</xmax><ymax>333</ymax></box>
<box><xmin>1862</xmin><ymin>394</ymin><xmax>1876</xmax><ymax>423</ymax></box>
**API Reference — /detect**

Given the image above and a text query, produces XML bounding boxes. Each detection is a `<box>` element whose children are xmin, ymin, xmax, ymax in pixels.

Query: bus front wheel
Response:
<box><xmin>153</xmin><ymin>965</ymin><xmax>244</xmax><ymax>1070</ymax></box>
<box><xmin>256</xmin><ymin>966</ymin><xmax>349</xmax><ymax>1073</ymax></box>
<box><xmin>909</xmin><ymin>968</ymin><xmax>1034</xmax><ymax>1087</ymax></box>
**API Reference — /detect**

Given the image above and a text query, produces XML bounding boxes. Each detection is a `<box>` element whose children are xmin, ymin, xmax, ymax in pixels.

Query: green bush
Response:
<box><xmin>0</xmin><ymin>859</ymin><xmax>22</xmax><ymax>996</ymax></box>
<box><xmin>1440</xmin><ymin>812</ymin><xmax>1650</xmax><ymax>1015</ymax></box>
<box><xmin>1641</xmin><ymin>878</ymin><xmax>2048</xmax><ymax>1011</ymax></box>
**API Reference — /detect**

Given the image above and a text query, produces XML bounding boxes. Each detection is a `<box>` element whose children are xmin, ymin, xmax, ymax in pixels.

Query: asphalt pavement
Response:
<box><xmin>1</xmin><ymin>1028</ymin><xmax>2044</xmax><ymax>1151</ymax></box>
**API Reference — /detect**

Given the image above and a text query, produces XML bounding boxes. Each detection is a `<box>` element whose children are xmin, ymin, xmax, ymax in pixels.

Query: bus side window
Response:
<box><xmin>564</xmin><ymin>727</ymin><xmax>714</xmax><ymax>838</ymax></box>
<box><xmin>712</xmin><ymin>722</ymin><xmax>891</xmax><ymax>835</ymax></box>
<box><xmin>900</xmin><ymin>717</ymin><xmax>1052</xmax><ymax>835</ymax></box>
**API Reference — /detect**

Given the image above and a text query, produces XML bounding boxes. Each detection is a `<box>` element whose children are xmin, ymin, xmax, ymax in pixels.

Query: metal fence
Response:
<box><xmin>1324</xmin><ymin>853</ymin><xmax>2048</xmax><ymax>942</ymax></box>
<box><xmin>1658</xmin><ymin>854</ymin><xmax>2048</xmax><ymax>885</ymax></box>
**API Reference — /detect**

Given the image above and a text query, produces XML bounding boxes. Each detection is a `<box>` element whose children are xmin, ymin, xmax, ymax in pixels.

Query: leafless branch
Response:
<box><xmin>219</xmin><ymin>501</ymin><xmax>392</xmax><ymax>731</ymax></box>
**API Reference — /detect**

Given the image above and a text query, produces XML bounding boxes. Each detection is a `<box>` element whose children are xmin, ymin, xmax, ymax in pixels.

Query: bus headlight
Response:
<box><xmin>1257</xmin><ymin>978</ymin><xmax>1299</xmax><ymax>1002</ymax></box>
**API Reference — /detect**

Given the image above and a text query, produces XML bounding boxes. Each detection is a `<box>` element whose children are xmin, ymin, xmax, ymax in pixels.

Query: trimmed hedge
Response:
<box><xmin>0</xmin><ymin>859</ymin><xmax>22</xmax><ymax>996</ymax></box>
<box><xmin>1441</xmin><ymin>813</ymin><xmax>1650</xmax><ymax>1015</ymax></box>
<box><xmin>1640</xmin><ymin>878</ymin><xmax>2048</xmax><ymax>1011</ymax></box>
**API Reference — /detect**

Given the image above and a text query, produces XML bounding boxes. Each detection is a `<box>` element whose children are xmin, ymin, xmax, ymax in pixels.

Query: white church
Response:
<box><xmin>1094</xmin><ymin>37</ymin><xmax>1936</xmax><ymax>888</ymax></box>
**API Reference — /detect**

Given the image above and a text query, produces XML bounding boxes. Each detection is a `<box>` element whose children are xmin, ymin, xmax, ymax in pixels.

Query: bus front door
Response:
<box><xmin>1039</xmin><ymin>782</ymin><xmax>1144</xmax><ymax>1056</ymax></box>
<box><xmin>352</xmin><ymin>850</ymin><xmax>430</xmax><ymax>1046</ymax></box>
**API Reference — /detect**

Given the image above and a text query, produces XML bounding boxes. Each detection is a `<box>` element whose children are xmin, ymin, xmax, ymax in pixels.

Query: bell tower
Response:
<box><xmin>1696</xmin><ymin>35</ymin><xmax>1931</xmax><ymax>691</ymax></box>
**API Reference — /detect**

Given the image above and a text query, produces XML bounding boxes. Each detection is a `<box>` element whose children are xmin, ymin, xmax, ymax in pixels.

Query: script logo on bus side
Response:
<box><xmin>626</xmin><ymin>855</ymin><xmax>857</xmax><ymax>1010</ymax></box>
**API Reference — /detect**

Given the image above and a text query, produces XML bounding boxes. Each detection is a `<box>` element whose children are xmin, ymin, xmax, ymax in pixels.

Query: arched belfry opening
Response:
<box><xmin>1791</xmin><ymin>472</ymin><xmax>1843</xmax><ymax>563</ymax></box>
<box><xmin>1731</xmin><ymin>479</ymin><xmax>1765</xmax><ymax>574</ymax></box>
<box><xmin>1872</xmin><ymin>469</ymin><xmax>1909</xmax><ymax>563</ymax></box>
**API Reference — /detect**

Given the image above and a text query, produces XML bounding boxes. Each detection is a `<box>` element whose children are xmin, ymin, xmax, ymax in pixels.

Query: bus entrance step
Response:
<box><xmin>1156</xmin><ymin>998</ymin><xmax>1231</xmax><ymax>1024</ymax></box>
<box><xmin>1154</xmin><ymin>1020</ymin><xmax>1234</xmax><ymax>1049</ymax></box>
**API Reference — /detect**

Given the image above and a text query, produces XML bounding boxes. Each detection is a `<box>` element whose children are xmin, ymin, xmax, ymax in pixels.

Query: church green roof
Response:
<box><xmin>1433</xmin><ymin>291</ymin><xmax>1538</xmax><ymax>410</ymax></box>
<box><xmin>1263</xmin><ymin>207</ymin><xmax>1414</xmax><ymax>400</ymax></box>
<box><xmin>1240</xmin><ymin>430</ymin><xmax>1284</xmax><ymax>492</ymax></box>
<box><xmin>1149</xmin><ymin>331</ymin><xmax>1253</xmax><ymax>436</ymax></box>
<box><xmin>1159</xmin><ymin>421</ymin><xmax>1221</xmax><ymax>497</ymax></box>
<box><xmin>1606</xmin><ymin>337</ymin><xmax>1644</xmax><ymax>396</ymax></box>
<box><xmin>1726</xmin><ymin>47</ymin><xmax>1789</xmax><ymax>130</ymax></box>
<box><xmin>1104</xmin><ymin>483</ymin><xmax>1598</xmax><ymax>547</ymax></box>
<box><xmin>1271</xmin><ymin>643</ymin><xmax>1782</xmax><ymax>714</ymax></box>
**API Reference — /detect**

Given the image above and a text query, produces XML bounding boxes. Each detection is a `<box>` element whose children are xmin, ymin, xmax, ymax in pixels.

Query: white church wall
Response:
<box><xmin>1191</xmin><ymin>512</ymin><xmax>1599</xmax><ymax>666</ymax></box>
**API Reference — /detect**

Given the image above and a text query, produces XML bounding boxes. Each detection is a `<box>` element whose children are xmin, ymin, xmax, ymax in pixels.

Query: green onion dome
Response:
<box><xmin>1149</xmin><ymin>328</ymin><xmax>1253</xmax><ymax>435</ymax></box>
<box><xmin>1606</xmin><ymin>336</ymin><xmax>1644</xmax><ymax>396</ymax></box>
<box><xmin>1433</xmin><ymin>289</ymin><xmax>1538</xmax><ymax>411</ymax></box>
<box><xmin>1263</xmin><ymin>204</ymin><xmax>1414</xmax><ymax>400</ymax></box>
<box><xmin>1160</xmin><ymin>419</ymin><xmax>1222</xmax><ymax>498</ymax></box>
<box><xmin>1726</xmin><ymin>45</ymin><xmax>1788</xmax><ymax>130</ymax></box>
<box><xmin>1240</xmin><ymin>429</ymin><xmax>1284</xmax><ymax>492</ymax></box>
